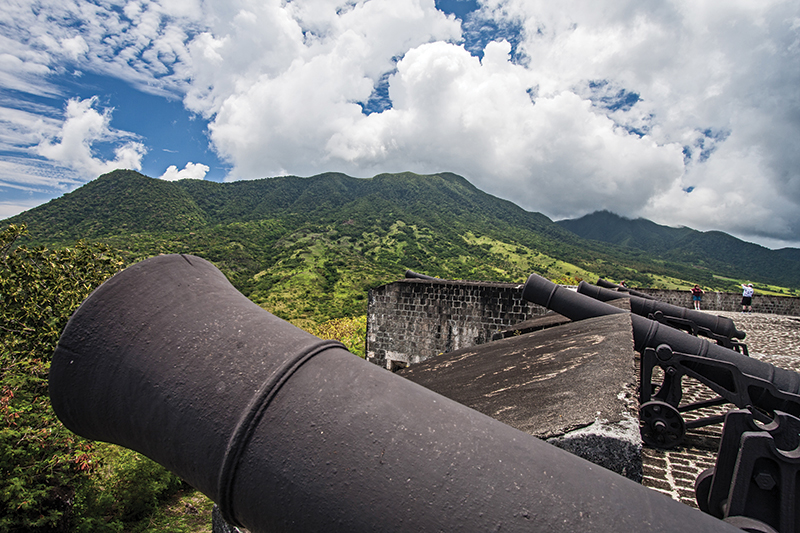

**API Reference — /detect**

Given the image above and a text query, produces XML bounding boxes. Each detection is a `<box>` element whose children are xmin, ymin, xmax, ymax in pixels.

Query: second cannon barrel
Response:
<box><xmin>577</xmin><ymin>281</ymin><xmax>746</xmax><ymax>340</ymax></box>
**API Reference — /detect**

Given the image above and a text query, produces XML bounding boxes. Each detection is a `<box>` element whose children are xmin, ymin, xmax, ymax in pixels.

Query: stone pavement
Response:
<box><xmin>641</xmin><ymin>311</ymin><xmax>800</xmax><ymax>507</ymax></box>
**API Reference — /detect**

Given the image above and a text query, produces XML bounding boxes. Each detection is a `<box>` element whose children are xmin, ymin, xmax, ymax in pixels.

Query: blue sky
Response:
<box><xmin>49</xmin><ymin>72</ymin><xmax>228</xmax><ymax>179</ymax></box>
<box><xmin>1</xmin><ymin>0</ymin><xmax>799</xmax><ymax>249</ymax></box>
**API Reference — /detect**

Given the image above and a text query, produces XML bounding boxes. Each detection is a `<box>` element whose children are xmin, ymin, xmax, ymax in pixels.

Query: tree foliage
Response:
<box><xmin>0</xmin><ymin>222</ymin><xmax>370</xmax><ymax>532</ymax></box>
<box><xmin>310</xmin><ymin>316</ymin><xmax>368</xmax><ymax>358</ymax></box>
<box><xmin>0</xmin><ymin>224</ymin><xmax>181</xmax><ymax>532</ymax></box>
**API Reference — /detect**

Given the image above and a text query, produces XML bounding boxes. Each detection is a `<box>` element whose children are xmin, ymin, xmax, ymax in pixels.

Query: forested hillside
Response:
<box><xmin>7</xmin><ymin>170</ymin><xmax>798</xmax><ymax>330</ymax></box>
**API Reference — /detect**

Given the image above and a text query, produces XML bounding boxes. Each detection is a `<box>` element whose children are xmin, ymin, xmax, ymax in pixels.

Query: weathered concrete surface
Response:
<box><xmin>398</xmin><ymin>311</ymin><xmax>642</xmax><ymax>480</ymax></box>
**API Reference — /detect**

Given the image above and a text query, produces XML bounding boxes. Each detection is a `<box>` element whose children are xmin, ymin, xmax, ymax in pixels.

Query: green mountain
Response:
<box><xmin>6</xmin><ymin>170</ymin><xmax>798</xmax><ymax>325</ymax></box>
<box><xmin>557</xmin><ymin>210</ymin><xmax>800</xmax><ymax>288</ymax></box>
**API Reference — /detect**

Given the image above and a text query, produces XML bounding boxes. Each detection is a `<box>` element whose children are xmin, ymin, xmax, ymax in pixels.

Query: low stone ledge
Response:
<box><xmin>398</xmin><ymin>311</ymin><xmax>643</xmax><ymax>481</ymax></box>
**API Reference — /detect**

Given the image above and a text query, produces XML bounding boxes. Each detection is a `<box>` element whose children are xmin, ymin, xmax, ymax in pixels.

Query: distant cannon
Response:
<box><xmin>577</xmin><ymin>281</ymin><xmax>747</xmax><ymax>352</ymax></box>
<box><xmin>522</xmin><ymin>273</ymin><xmax>800</xmax><ymax>448</ymax></box>
<box><xmin>49</xmin><ymin>255</ymin><xmax>739</xmax><ymax>533</ymax></box>
<box><xmin>405</xmin><ymin>269</ymin><xmax>440</xmax><ymax>280</ymax></box>
<box><xmin>596</xmin><ymin>278</ymin><xmax>655</xmax><ymax>299</ymax></box>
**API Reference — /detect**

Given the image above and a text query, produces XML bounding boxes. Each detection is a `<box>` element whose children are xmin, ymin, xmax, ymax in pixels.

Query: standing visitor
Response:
<box><xmin>690</xmin><ymin>284</ymin><xmax>704</xmax><ymax>310</ymax></box>
<box><xmin>741</xmin><ymin>283</ymin><xmax>754</xmax><ymax>313</ymax></box>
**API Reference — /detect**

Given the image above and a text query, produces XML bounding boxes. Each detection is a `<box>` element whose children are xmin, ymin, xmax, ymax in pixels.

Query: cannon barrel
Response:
<box><xmin>523</xmin><ymin>273</ymin><xmax>800</xmax><ymax>398</ymax></box>
<box><xmin>405</xmin><ymin>269</ymin><xmax>440</xmax><ymax>280</ymax></box>
<box><xmin>596</xmin><ymin>278</ymin><xmax>654</xmax><ymax>299</ymax></box>
<box><xmin>578</xmin><ymin>281</ymin><xmax>746</xmax><ymax>340</ymax></box>
<box><xmin>49</xmin><ymin>255</ymin><xmax>737</xmax><ymax>533</ymax></box>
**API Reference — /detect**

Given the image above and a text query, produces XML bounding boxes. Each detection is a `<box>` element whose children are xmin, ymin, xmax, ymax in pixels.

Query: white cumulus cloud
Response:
<box><xmin>160</xmin><ymin>161</ymin><xmax>209</xmax><ymax>181</ymax></box>
<box><xmin>1</xmin><ymin>0</ymin><xmax>799</xmax><ymax>247</ymax></box>
<box><xmin>36</xmin><ymin>97</ymin><xmax>146</xmax><ymax>177</ymax></box>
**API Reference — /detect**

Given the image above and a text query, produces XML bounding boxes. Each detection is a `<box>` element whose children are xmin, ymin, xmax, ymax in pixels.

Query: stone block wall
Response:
<box><xmin>366</xmin><ymin>279</ymin><xmax>547</xmax><ymax>368</ymax></box>
<box><xmin>634</xmin><ymin>289</ymin><xmax>800</xmax><ymax>315</ymax></box>
<box><xmin>366</xmin><ymin>278</ymin><xmax>800</xmax><ymax>369</ymax></box>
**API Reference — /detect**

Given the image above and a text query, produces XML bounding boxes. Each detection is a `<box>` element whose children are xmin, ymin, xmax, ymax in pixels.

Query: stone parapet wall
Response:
<box><xmin>366</xmin><ymin>279</ymin><xmax>546</xmax><ymax>368</ymax></box>
<box><xmin>634</xmin><ymin>289</ymin><xmax>800</xmax><ymax>315</ymax></box>
<box><xmin>366</xmin><ymin>278</ymin><xmax>800</xmax><ymax>369</ymax></box>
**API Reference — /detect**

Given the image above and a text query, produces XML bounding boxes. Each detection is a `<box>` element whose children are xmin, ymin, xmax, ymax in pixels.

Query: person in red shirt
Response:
<box><xmin>690</xmin><ymin>284</ymin><xmax>704</xmax><ymax>310</ymax></box>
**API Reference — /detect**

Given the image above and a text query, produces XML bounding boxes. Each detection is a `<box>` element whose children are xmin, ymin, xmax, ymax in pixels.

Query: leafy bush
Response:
<box><xmin>1</xmin><ymin>224</ymin><xmax>125</xmax><ymax>531</ymax></box>
<box><xmin>310</xmin><ymin>316</ymin><xmax>367</xmax><ymax>358</ymax></box>
<box><xmin>0</xmin><ymin>224</ymin><xmax>182</xmax><ymax>532</ymax></box>
<box><xmin>71</xmin><ymin>447</ymin><xmax>183</xmax><ymax>533</ymax></box>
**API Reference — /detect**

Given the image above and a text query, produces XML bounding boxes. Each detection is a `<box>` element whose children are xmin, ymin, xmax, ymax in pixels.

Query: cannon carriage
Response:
<box><xmin>522</xmin><ymin>274</ymin><xmax>800</xmax><ymax>531</ymax></box>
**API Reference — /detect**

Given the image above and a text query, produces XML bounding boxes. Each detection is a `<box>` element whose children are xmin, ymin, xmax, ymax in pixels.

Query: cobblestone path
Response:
<box><xmin>641</xmin><ymin>311</ymin><xmax>800</xmax><ymax>507</ymax></box>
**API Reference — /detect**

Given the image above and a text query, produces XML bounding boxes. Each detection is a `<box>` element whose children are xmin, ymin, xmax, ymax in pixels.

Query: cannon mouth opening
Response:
<box><xmin>522</xmin><ymin>273</ymin><xmax>559</xmax><ymax>308</ymax></box>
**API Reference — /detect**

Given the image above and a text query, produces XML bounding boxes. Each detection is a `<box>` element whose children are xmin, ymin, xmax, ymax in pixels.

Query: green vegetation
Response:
<box><xmin>310</xmin><ymin>316</ymin><xmax>368</xmax><ymax>358</ymax></box>
<box><xmin>11</xmin><ymin>169</ymin><xmax>797</xmax><ymax>308</ymax></box>
<box><xmin>2</xmin><ymin>170</ymin><xmax>799</xmax><ymax>531</ymax></box>
<box><xmin>0</xmin><ymin>224</ymin><xmax>190</xmax><ymax>532</ymax></box>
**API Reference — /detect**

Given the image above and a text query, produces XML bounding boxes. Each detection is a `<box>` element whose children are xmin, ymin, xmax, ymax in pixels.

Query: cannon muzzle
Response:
<box><xmin>523</xmin><ymin>273</ymin><xmax>800</xmax><ymax>399</ymax></box>
<box><xmin>578</xmin><ymin>281</ymin><xmax>746</xmax><ymax>340</ymax></box>
<box><xmin>49</xmin><ymin>255</ymin><xmax>736</xmax><ymax>532</ymax></box>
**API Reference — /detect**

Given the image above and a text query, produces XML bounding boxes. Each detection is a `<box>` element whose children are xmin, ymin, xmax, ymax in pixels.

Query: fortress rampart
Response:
<box><xmin>366</xmin><ymin>279</ymin><xmax>800</xmax><ymax>368</ymax></box>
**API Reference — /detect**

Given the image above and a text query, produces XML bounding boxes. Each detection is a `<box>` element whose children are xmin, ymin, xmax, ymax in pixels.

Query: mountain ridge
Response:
<box><xmin>6</xmin><ymin>170</ymin><xmax>799</xmax><ymax>324</ymax></box>
<box><xmin>557</xmin><ymin>210</ymin><xmax>800</xmax><ymax>286</ymax></box>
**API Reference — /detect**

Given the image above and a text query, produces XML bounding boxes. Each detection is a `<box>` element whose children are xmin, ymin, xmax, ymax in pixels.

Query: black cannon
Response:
<box><xmin>577</xmin><ymin>281</ymin><xmax>747</xmax><ymax>352</ymax></box>
<box><xmin>49</xmin><ymin>255</ymin><xmax>738</xmax><ymax>533</ymax></box>
<box><xmin>596</xmin><ymin>277</ymin><xmax>655</xmax><ymax>299</ymax></box>
<box><xmin>522</xmin><ymin>273</ymin><xmax>800</xmax><ymax>449</ymax></box>
<box><xmin>405</xmin><ymin>269</ymin><xmax>440</xmax><ymax>280</ymax></box>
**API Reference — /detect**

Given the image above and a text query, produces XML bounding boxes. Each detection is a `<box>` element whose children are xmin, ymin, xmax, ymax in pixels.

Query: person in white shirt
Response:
<box><xmin>741</xmin><ymin>283</ymin><xmax>754</xmax><ymax>313</ymax></box>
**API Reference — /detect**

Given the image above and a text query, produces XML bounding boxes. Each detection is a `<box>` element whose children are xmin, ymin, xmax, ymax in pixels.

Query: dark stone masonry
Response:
<box><xmin>366</xmin><ymin>278</ymin><xmax>548</xmax><ymax>368</ymax></box>
<box><xmin>636</xmin><ymin>288</ymin><xmax>800</xmax><ymax>315</ymax></box>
